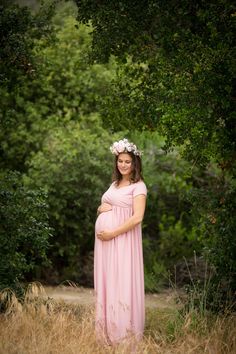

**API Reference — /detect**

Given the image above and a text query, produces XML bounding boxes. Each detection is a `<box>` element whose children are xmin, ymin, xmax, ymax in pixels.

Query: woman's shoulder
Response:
<box><xmin>111</xmin><ymin>180</ymin><xmax>146</xmax><ymax>190</ymax></box>
<box><xmin>132</xmin><ymin>180</ymin><xmax>147</xmax><ymax>196</ymax></box>
<box><xmin>136</xmin><ymin>179</ymin><xmax>146</xmax><ymax>185</ymax></box>
<box><xmin>133</xmin><ymin>179</ymin><xmax>146</xmax><ymax>187</ymax></box>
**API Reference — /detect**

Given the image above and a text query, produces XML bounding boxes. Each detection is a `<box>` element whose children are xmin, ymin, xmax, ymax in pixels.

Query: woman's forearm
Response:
<box><xmin>112</xmin><ymin>214</ymin><xmax>143</xmax><ymax>237</ymax></box>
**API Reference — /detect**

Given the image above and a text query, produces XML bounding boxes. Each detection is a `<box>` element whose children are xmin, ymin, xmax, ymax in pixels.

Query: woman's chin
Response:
<box><xmin>119</xmin><ymin>171</ymin><xmax>130</xmax><ymax>176</ymax></box>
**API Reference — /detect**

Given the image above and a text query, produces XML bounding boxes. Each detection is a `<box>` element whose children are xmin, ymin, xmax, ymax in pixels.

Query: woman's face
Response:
<box><xmin>117</xmin><ymin>153</ymin><xmax>133</xmax><ymax>178</ymax></box>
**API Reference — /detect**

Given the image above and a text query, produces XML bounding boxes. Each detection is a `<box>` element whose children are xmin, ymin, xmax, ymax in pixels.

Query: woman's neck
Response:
<box><xmin>117</xmin><ymin>176</ymin><xmax>131</xmax><ymax>186</ymax></box>
<box><xmin>121</xmin><ymin>176</ymin><xmax>130</xmax><ymax>182</ymax></box>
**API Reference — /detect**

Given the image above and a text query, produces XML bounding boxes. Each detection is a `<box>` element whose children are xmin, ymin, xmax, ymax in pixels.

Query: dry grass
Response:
<box><xmin>0</xmin><ymin>283</ymin><xmax>235</xmax><ymax>354</ymax></box>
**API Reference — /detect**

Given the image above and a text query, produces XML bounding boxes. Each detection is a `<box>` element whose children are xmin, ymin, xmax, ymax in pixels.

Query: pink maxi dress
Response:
<box><xmin>94</xmin><ymin>180</ymin><xmax>147</xmax><ymax>344</ymax></box>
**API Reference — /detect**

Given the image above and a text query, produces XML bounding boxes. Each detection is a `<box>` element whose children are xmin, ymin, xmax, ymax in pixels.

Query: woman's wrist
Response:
<box><xmin>112</xmin><ymin>229</ymin><xmax>118</xmax><ymax>238</ymax></box>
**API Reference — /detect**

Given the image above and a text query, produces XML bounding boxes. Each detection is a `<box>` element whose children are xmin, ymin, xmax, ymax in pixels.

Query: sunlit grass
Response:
<box><xmin>0</xmin><ymin>283</ymin><xmax>235</xmax><ymax>354</ymax></box>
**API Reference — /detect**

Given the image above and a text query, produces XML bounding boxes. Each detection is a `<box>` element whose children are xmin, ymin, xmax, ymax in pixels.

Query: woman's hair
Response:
<box><xmin>112</xmin><ymin>152</ymin><xmax>143</xmax><ymax>185</ymax></box>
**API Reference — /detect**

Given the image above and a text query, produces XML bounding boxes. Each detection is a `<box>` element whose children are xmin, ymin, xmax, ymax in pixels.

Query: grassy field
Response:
<box><xmin>0</xmin><ymin>283</ymin><xmax>235</xmax><ymax>354</ymax></box>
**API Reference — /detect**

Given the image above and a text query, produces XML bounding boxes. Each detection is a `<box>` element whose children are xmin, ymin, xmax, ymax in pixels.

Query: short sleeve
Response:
<box><xmin>133</xmin><ymin>181</ymin><xmax>147</xmax><ymax>197</ymax></box>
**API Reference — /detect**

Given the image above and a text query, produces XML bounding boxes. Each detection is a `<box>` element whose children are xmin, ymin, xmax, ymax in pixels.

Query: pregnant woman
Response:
<box><xmin>94</xmin><ymin>138</ymin><xmax>147</xmax><ymax>345</ymax></box>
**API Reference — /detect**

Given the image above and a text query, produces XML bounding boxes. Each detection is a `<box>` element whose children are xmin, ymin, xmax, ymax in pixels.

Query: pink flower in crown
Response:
<box><xmin>117</xmin><ymin>140</ymin><xmax>126</xmax><ymax>153</ymax></box>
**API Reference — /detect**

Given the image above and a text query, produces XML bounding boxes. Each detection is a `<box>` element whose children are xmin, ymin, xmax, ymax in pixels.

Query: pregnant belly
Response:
<box><xmin>95</xmin><ymin>210</ymin><xmax>114</xmax><ymax>234</ymax></box>
<box><xmin>95</xmin><ymin>208</ymin><xmax>132</xmax><ymax>235</ymax></box>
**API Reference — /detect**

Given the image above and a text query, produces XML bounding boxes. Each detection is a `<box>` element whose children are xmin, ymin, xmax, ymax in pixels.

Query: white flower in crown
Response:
<box><xmin>110</xmin><ymin>138</ymin><xmax>142</xmax><ymax>156</ymax></box>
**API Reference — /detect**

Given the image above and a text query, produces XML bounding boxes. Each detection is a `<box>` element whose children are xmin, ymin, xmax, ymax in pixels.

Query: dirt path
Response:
<box><xmin>44</xmin><ymin>286</ymin><xmax>181</xmax><ymax>309</ymax></box>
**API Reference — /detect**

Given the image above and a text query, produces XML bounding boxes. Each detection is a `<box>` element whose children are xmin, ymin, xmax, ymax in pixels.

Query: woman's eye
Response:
<box><xmin>118</xmin><ymin>160</ymin><xmax>131</xmax><ymax>164</ymax></box>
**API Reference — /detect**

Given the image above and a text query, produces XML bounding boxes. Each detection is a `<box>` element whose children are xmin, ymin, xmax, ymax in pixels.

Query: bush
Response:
<box><xmin>158</xmin><ymin>215</ymin><xmax>201</xmax><ymax>267</ymax></box>
<box><xmin>0</xmin><ymin>171</ymin><xmax>52</xmax><ymax>293</ymax></box>
<box><xmin>131</xmin><ymin>132</ymin><xmax>202</xmax><ymax>288</ymax></box>
<box><xmin>189</xmin><ymin>172</ymin><xmax>236</xmax><ymax>311</ymax></box>
<box><xmin>25</xmin><ymin>118</ymin><xmax>119</xmax><ymax>285</ymax></box>
<box><xmin>143</xmin><ymin>236</ymin><xmax>168</xmax><ymax>292</ymax></box>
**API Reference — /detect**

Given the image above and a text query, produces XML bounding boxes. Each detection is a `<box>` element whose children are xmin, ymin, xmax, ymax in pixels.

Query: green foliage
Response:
<box><xmin>0</xmin><ymin>0</ymin><xmax>57</xmax><ymax>171</ymax></box>
<box><xmin>75</xmin><ymin>0</ymin><xmax>235</xmax><ymax>167</ymax></box>
<box><xmin>100</xmin><ymin>53</ymin><xmax>234</xmax><ymax>167</ymax></box>
<box><xmin>158</xmin><ymin>216</ymin><xmax>201</xmax><ymax>267</ymax></box>
<box><xmin>75</xmin><ymin>0</ymin><xmax>236</xmax><ymax>310</ymax></box>
<box><xmin>25</xmin><ymin>117</ymin><xmax>118</xmax><ymax>284</ymax></box>
<box><xmin>143</xmin><ymin>237</ymin><xmax>168</xmax><ymax>292</ymax></box>
<box><xmin>2</xmin><ymin>0</ymin><xmax>234</xmax><ymax>303</ymax></box>
<box><xmin>188</xmin><ymin>173</ymin><xmax>236</xmax><ymax>310</ymax></box>
<box><xmin>0</xmin><ymin>0</ymin><xmax>55</xmax><ymax>87</ymax></box>
<box><xmin>0</xmin><ymin>13</ymin><xmax>116</xmax><ymax>172</ymax></box>
<box><xmin>0</xmin><ymin>1</ymin><xmax>56</xmax><ymax>292</ymax></box>
<box><xmin>127</xmin><ymin>132</ymin><xmax>202</xmax><ymax>290</ymax></box>
<box><xmin>0</xmin><ymin>171</ymin><xmax>51</xmax><ymax>292</ymax></box>
<box><xmin>132</xmin><ymin>131</ymin><xmax>193</xmax><ymax>232</ymax></box>
<box><xmin>8</xmin><ymin>8</ymin><xmax>119</xmax><ymax>284</ymax></box>
<box><xmin>1</xmin><ymin>1</ymin><xmax>119</xmax><ymax>286</ymax></box>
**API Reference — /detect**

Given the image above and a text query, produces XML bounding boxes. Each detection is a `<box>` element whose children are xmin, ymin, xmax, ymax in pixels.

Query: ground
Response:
<box><xmin>44</xmin><ymin>285</ymin><xmax>181</xmax><ymax>309</ymax></box>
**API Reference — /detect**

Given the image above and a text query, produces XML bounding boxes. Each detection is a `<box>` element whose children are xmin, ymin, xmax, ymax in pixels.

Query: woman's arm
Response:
<box><xmin>97</xmin><ymin>194</ymin><xmax>146</xmax><ymax>241</ymax></box>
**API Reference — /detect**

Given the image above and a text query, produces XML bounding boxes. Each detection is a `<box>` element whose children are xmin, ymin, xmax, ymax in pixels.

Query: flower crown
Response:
<box><xmin>110</xmin><ymin>138</ymin><xmax>142</xmax><ymax>156</ymax></box>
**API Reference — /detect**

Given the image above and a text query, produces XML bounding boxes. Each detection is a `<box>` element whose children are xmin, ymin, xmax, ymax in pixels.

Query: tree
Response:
<box><xmin>25</xmin><ymin>117</ymin><xmax>117</xmax><ymax>285</ymax></box>
<box><xmin>0</xmin><ymin>0</ymin><xmax>56</xmax><ymax>171</ymax></box>
<box><xmin>10</xmin><ymin>10</ymin><xmax>119</xmax><ymax>284</ymax></box>
<box><xmin>0</xmin><ymin>1</ymin><xmax>119</xmax><ymax>288</ymax></box>
<box><xmin>0</xmin><ymin>171</ymin><xmax>51</xmax><ymax>293</ymax></box>
<box><xmin>0</xmin><ymin>0</ymin><xmax>56</xmax><ymax>292</ymax></box>
<box><xmin>75</xmin><ymin>0</ymin><xmax>236</xmax><ymax>308</ymax></box>
<box><xmin>75</xmin><ymin>0</ymin><xmax>235</xmax><ymax>167</ymax></box>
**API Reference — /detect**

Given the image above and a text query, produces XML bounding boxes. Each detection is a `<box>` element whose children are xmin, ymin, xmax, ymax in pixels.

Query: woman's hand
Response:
<box><xmin>97</xmin><ymin>203</ymin><xmax>112</xmax><ymax>215</ymax></box>
<box><xmin>97</xmin><ymin>230</ymin><xmax>115</xmax><ymax>241</ymax></box>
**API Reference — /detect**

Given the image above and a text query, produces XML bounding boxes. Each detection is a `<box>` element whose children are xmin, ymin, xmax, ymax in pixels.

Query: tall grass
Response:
<box><xmin>0</xmin><ymin>283</ymin><xmax>235</xmax><ymax>354</ymax></box>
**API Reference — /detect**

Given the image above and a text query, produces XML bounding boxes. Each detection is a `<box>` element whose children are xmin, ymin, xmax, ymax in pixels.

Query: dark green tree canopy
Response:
<box><xmin>75</xmin><ymin>1</ymin><xmax>236</xmax><ymax>305</ymax></box>
<box><xmin>75</xmin><ymin>0</ymin><xmax>236</xmax><ymax>169</ymax></box>
<box><xmin>75</xmin><ymin>0</ymin><xmax>235</xmax><ymax>62</ymax></box>
<box><xmin>0</xmin><ymin>0</ymin><xmax>56</xmax><ymax>88</ymax></box>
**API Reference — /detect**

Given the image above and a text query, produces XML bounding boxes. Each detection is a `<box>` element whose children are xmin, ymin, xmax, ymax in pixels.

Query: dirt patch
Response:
<box><xmin>44</xmin><ymin>286</ymin><xmax>182</xmax><ymax>309</ymax></box>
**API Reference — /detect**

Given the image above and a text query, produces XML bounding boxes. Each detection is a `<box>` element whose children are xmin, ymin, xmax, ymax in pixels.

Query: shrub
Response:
<box><xmin>0</xmin><ymin>171</ymin><xmax>52</xmax><ymax>293</ymax></box>
<box><xmin>190</xmin><ymin>175</ymin><xmax>236</xmax><ymax>311</ymax></box>
<box><xmin>25</xmin><ymin>118</ymin><xmax>118</xmax><ymax>285</ymax></box>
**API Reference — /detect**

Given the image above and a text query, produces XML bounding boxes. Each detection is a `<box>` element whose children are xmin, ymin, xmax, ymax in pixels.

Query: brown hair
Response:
<box><xmin>112</xmin><ymin>152</ymin><xmax>143</xmax><ymax>186</ymax></box>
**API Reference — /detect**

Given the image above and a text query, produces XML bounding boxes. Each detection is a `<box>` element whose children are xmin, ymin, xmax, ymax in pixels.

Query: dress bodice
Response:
<box><xmin>101</xmin><ymin>181</ymin><xmax>147</xmax><ymax>209</ymax></box>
